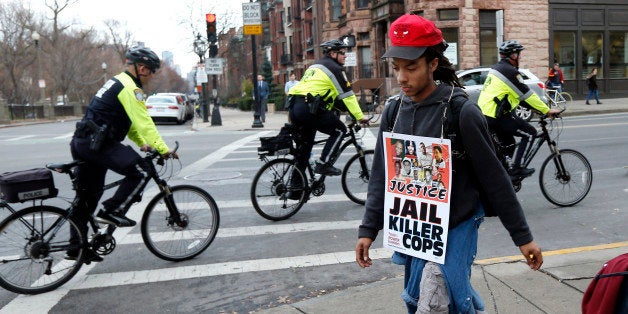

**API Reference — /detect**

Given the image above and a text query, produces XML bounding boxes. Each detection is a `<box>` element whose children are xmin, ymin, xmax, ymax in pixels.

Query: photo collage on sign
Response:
<box><xmin>389</xmin><ymin>138</ymin><xmax>450</xmax><ymax>195</ymax></box>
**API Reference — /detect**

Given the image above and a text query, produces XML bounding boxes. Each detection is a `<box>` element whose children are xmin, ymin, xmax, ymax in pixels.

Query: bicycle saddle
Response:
<box><xmin>46</xmin><ymin>160</ymin><xmax>83</xmax><ymax>173</ymax></box>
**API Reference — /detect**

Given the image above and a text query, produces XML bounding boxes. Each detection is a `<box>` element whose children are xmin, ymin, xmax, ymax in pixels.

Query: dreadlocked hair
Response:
<box><xmin>423</xmin><ymin>45</ymin><xmax>462</xmax><ymax>88</ymax></box>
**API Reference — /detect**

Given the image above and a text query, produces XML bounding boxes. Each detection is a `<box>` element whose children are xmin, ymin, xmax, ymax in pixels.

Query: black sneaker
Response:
<box><xmin>314</xmin><ymin>161</ymin><xmax>342</xmax><ymax>176</ymax></box>
<box><xmin>96</xmin><ymin>210</ymin><xmax>136</xmax><ymax>227</ymax></box>
<box><xmin>65</xmin><ymin>249</ymin><xmax>103</xmax><ymax>264</ymax></box>
<box><xmin>509</xmin><ymin>167</ymin><xmax>535</xmax><ymax>177</ymax></box>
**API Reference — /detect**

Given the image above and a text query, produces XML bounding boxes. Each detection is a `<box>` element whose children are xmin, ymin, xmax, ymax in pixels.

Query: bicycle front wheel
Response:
<box><xmin>341</xmin><ymin>150</ymin><xmax>374</xmax><ymax>205</ymax></box>
<box><xmin>250</xmin><ymin>158</ymin><xmax>306</xmax><ymax>221</ymax></box>
<box><xmin>0</xmin><ymin>206</ymin><xmax>84</xmax><ymax>294</ymax></box>
<box><xmin>554</xmin><ymin>92</ymin><xmax>572</xmax><ymax>111</ymax></box>
<box><xmin>141</xmin><ymin>185</ymin><xmax>220</xmax><ymax>262</ymax></box>
<box><xmin>539</xmin><ymin>149</ymin><xmax>592</xmax><ymax>206</ymax></box>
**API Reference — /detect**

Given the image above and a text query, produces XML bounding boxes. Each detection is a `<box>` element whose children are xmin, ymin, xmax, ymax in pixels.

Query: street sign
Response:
<box><xmin>205</xmin><ymin>58</ymin><xmax>223</xmax><ymax>75</ymax></box>
<box><xmin>242</xmin><ymin>3</ymin><xmax>261</xmax><ymax>24</ymax></box>
<box><xmin>344</xmin><ymin>52</ymin><xmax>357</xmax><ymax>67</ymax></box>
<box><xmin>242</xmin><ymin>2</ymin><xmax>262</xmax><ymax>35</ymax></box>
<box><xmin>196</xmin><ymin>65</ymin><xmax>208</xmax><ymax>83</ymax></box>
<box><xmin>243</xmin><ymin>25</ymin><xmax>262</xmax><ymax>35</ymax></box>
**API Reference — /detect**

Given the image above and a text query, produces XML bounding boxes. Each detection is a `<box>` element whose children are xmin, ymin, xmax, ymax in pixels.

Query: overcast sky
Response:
<box><xmin>26</xmin><ymin>0</ymin><xmax>248</xmax><ymax>75</ymax></box>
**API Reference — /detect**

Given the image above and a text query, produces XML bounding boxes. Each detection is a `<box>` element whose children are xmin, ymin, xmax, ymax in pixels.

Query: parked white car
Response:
<box><xmin>157</xmin><ymin>93</ymin><xmax>194</xmax><ymax>121</ymax></box>
<box><xmin>145</xmin><ymin>94</ymin><xmax>186</xmax><ymax>124</ymax></box>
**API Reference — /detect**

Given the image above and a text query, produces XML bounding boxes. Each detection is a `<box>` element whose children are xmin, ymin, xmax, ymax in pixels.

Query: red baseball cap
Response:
<box><xmin>382</xmin><ymin>14</ymin><xmax>444</xmax><ymax>60</ymax></box>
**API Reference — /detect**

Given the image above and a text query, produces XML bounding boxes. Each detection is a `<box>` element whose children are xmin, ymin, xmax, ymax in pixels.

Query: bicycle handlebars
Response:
<box><xmin>146</xmin><ymin>141</ymin><xmax>180</xmax><ymax>160</ymax></box>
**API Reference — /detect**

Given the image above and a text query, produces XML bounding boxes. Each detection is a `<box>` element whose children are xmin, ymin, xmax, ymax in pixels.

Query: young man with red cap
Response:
<box><xmin>355</xmin><ymin>14</ymin><xmax>543</xmax><ymax>313</ymax></box>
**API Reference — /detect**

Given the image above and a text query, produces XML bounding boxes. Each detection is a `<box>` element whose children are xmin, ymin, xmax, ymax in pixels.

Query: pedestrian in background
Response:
<box><xmin>284</xmin><ymin>73</ymin><xmax>300</xmax><ymax>122</ymax></box>
<box><xmin>284</xmin><ymin>73</ymin><xmax>299</xmax><ymax>96</ymax></box>
<box><xmin>355</xmin><ymin>15</ymin><xmax>543</xmax><ymax>313</ymax></box>
<box><xmin>585</xmin><ymin>67</ymin><xmax>602</xmax><ymax>105</ymax></box>
<box><xmin>548</xmin><ymin>63</ymin><xmax>564</xmax><ymax>93</ymax></box>
<box><xmin>253</xmin><ymin>74</ymin><xmax>270</xmax><ymax>122</ymax></box>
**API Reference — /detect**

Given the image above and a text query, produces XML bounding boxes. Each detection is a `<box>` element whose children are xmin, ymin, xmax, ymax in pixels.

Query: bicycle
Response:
<box><xmin>492</xmin><ymin>111</ymin><xmax>592</xmax><ymax>206</ymax></box>
<box><xmin>0</xmin><ymin>142</ymin><xmax>220</xmax><ymax>294</ymax></box>
<box><xmin>515</xmin><ymin>88</ymin><xmax>571</xmax><ymax>122</ymax></box>
<box><xmin>545</xmin><ymin>88</ymin><xmax>572</xmax><ymax>111</ymax></box>
<box><xmin>251</xmin><ymin>120</ymin><xmax>374</xmax><ymax>221</ymax></box>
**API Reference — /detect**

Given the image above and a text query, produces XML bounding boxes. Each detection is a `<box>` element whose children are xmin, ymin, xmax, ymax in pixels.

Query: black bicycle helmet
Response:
<box><xmin>499</xmin><ymin>40</ymin><xmax>525</xmax><ymax>56</ymax></box>
<box><xmin>321</xmin><ymin>39</ymin><xmax>349</xmax><ymax>54</ymax></box>
<box><xmin>125</xmin><ymin>46</ymin><xmax>161</xmax><ymax>72</ymax></box>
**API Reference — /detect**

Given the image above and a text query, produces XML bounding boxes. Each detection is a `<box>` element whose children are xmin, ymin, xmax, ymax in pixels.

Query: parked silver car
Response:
<box><xmin>457</xmin><ymin>67</ymin><xmax>548</xmax><ymax>121</ymax></box>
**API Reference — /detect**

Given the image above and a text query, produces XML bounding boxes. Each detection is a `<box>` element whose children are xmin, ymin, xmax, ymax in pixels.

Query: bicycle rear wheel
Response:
<box><xmin>341</xmin><ymin>150</ymin><xmax>374</xmax><ymax>205</ymax></box>
<box><xmin>141</xmin><ymin>185</ymin><xmax>220</xmax><ymax>262</ymax></box>
<box><xmin>539</xmin><ymin>149</ymin><xmax>592</xmax><ymax>206</ymax></box>
<box><xmin>0</xmin><ymin>206</ymin><xmax>84</xmax><ymax>294</ymax></box>
<box><xmin>251</xmin><ymin>158</ymin><xmax>306</xmax><ymax>221</ymax></box>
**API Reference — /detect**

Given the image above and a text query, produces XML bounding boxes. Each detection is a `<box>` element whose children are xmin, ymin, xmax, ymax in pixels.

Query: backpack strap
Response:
<box><xmin>384</xmin><ymin>94</ymin><xmax>403</xmax><ymax>132</ymax></box>
<box><xmin>442</xmin><ymin>92</ymin><xmax>469</xmax><ymax>160</ymax></box>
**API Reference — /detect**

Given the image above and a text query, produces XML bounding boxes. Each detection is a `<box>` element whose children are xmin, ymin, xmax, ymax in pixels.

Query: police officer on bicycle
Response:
<box><xmin>68</xmin><ymin>47</ymin><xmax>177</xmax><ymax>262</ymax></box>
<box><xmin>478</xmin><ymin>40</ymin><xmax>561</xmax><ymax>177</ymax></box>
<box><xmin>287</xmin><ymin>39</ymin><xmax>370</xmax><ymax>177</ymax></box>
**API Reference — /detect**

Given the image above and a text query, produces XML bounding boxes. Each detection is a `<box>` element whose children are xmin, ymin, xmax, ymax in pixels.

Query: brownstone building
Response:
<box><xmin>218</xmin><ymin>0</ymin><xmax>628</xmax><ymax>101</ymax></box>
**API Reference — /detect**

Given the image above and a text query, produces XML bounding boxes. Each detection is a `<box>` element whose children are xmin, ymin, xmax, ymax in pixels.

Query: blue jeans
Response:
<box><xmin>392</xmin><ymin>204</ymin><xmax>486</xmax><ymax>313</ymax></box>
<box><xmin>586</xmin><ymin>89</ymin><xmax>599</xmax><ymax>103</ymax></box>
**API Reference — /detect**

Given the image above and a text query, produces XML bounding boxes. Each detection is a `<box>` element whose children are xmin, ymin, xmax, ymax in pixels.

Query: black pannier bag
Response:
<box><xmin>258</xmin><ymin>124</ymin><xmax>294</xmax><ymax>156</ymax></box>
<box><xmin>0</xmin><ymin>168</ymin><xmax>58</xmax><ymax>203</ymax></box>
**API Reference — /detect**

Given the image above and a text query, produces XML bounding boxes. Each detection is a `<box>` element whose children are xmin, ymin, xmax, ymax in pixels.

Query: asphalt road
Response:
<box><xmin>0</xmin><ymin>113</ymin><xmax>626</xmax><ymax>312</ymax></box>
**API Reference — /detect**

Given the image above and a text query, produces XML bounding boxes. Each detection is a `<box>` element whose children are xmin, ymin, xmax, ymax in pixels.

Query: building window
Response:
<box><xmin>438</xmin><ymin>9</ymin><xmax>459</xmax><ymax>21</ymax></box>
<box><xmin>331</xmin><ymin>0</ymin><xmax>341</xmax><ymax>21</ymax></box>
<box><xmin>581</xmin><ymin>32</ymin><xmax>604</xmax><ymax>79</ymax></box>
<box><xmin>359</xmin><ymin>46</ymin><xmax>372</xmax><ymax>78</ymax></box>
<box><xmin>479</xmin><ymin>11</ymin><xmax>497</xmax><ymax>66</ymax></box>
<box><xmin>609</xmin><ymin>31</ymin><xmax>627</xmax><ymax>79</ymax></box>
<box><xmin>357</xmin><ymin>32</ymin><xmax>369</xmax><ymax>41</ymax></box>
<box><xmin>441</xmin><ymin>28</ymin><xmax>459</xmax><ymax>69</ymax></box>
<box><xmin>278</xmin><ymin>11</ymin><xmax>285</xmax><ymax>33</ymax></box>
<box><xmin>581</xmin><ymin>32</ymin><xmax>603</xmax><ymax>79</ymax></box>
<box><xmin>356</xmin><ymin>0</ymin><xmax>368</xmax><ymax>10</ymax></box>
<box><xmin>553</xmin><ymin>31</ymin><xmax>576</xmax><ymax>80</ymax></box>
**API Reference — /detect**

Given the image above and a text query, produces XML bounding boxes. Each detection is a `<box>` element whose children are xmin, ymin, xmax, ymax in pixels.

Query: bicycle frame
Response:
<box><xmin>19</xmin><ymin>143</ymin><xmax>184</xmax><ymax>255</ymax></box>
<box><xmin>299</xmin><ymin>122</ymin><xmax>367</xmax><ymax>189</ymax></box>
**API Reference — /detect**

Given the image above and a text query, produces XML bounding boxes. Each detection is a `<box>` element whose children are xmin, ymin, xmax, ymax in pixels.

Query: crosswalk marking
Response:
<box><xmin>5</xmin><ymin>135</ymin><xmax>36</xmax><ymax>141</ymax></box>
<box><xmin>53</xmin><ymin>132</ymin><xmax>74</xmax><ymax>139</ymax></box>
<box><xmin>118</xmin><ymin>220</ymin><xmax>361</xmax><ymax>245</ymax></box>
<box><xmin>0</xmin><ymin>128</ymin><xmax>378</xmax><ymax>312</ymax></box>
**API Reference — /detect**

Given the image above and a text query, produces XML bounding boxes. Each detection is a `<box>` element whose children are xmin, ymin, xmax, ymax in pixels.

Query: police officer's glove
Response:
<box><xmin>358</xmin><ymin>118</ymin><xmax>370</xmax><ymax>127</ymax></box>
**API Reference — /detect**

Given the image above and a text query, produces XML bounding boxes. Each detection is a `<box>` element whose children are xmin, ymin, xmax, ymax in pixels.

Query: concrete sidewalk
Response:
<box><xmin>190</xmin><ymin>95</ymin><xmax>627</xmax><ymax>132</ymax></box>
<box><xmin>255</xmin><ymin>243</ymin><xmax>627</xmax><ymax>314</ymax></box>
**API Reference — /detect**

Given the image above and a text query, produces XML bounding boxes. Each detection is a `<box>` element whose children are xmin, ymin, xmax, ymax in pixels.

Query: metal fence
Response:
<box><xmin>2</xmin><ymin>104</ymin><xmax>83</xmax><ymax>121</ymax></box>
<box><xmin>7</xmin><ymin>105</ymin><xmax>45</xmax><ymax>120</ymax></box>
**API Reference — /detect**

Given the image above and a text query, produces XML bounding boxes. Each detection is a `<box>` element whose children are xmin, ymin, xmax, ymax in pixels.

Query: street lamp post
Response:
<box><xmin>193</xmin><ymin>34</ymin><xmax>209</xmax><ymax>122</ymax></box>
<box><xmin>101</xmin><ymin>62</ymin><xmax>107</xmax><ymax>85</ymax></box>
<box><xmin>31</xmin><ymin>31</ymin><xmax>45</xmax><ymax>102</ymax></box>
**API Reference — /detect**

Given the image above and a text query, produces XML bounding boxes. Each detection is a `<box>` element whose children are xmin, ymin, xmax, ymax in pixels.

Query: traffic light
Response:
<box><xmin>209</xmin><ymin>44</ymin><xmax>218</xmax><ymax>58</ymax></box>
<box><xmin>206</xmin><ymin>13</ymin><xmax>217</xmax><ymax>44</ymax></box>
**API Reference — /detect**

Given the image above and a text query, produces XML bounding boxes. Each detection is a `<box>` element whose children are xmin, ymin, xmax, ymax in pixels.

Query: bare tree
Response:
<box><xmin>0</xmin><ymin>1</ymin><xmax>38</xmax><ymax>104</ymax></box>
<box><xmin>103</xmin><ymin>19</ymin><xmax>134</xmax><ymax>64</ymax></box>
<box><xmin>43</xmin><ymin>0</ymin><xmax>77</xmax><ymax>44</ymax></box>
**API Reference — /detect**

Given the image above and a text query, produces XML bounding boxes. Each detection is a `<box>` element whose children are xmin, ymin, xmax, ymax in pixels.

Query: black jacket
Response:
<box><xmin>358</xmin><ymin>84</ymin><xmax>534</xmax><ymax>247</ymax></box>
